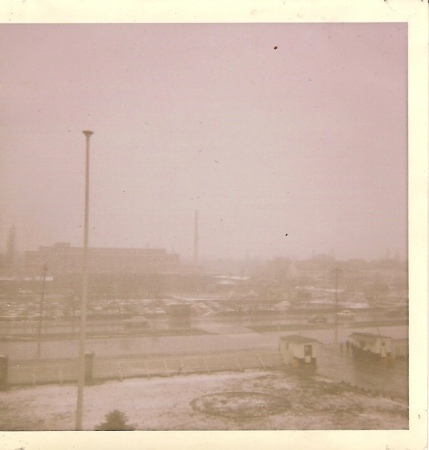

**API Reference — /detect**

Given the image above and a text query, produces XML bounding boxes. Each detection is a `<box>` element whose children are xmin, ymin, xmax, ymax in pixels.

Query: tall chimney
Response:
<box><xmin>193</xmin><ymin>210</ymin><xmax>199</xmax><ymax>271</ymax></box>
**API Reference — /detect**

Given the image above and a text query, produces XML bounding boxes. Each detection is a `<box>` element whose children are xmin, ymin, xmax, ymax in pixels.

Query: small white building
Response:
<box><xmin>279</xmin><ymin>335</ymin><xmax>320</xmax><ymax>367</ymax></box>
<box><xmin>347</xmin><ymin>332</ymin><xmax>393</xmax><ymax>361</ymax></box>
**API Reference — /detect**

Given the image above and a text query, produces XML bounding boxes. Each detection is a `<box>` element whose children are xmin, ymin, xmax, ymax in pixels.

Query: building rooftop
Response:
<box><xmin>348</xmin><ymin>332</ymin><xmax>391</xmax><ymax>340</ymax></box>
<box><xmin>280</xmin><ymin>335</ymin><xmax>319</xmax><ymax>344</ymax></box>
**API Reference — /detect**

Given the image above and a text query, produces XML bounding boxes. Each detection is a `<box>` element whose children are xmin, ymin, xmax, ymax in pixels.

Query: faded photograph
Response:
<box><xmin>0</xmin><ymin>24</ymin><xmax>408</xmax><ymax>430</ymax></box>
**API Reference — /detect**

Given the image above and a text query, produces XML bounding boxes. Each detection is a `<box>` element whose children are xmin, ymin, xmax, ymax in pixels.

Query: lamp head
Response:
<box><xmin>82</xmin><ymin>130</ymin><xmax>94</xmax><ymax>138</ymax></box>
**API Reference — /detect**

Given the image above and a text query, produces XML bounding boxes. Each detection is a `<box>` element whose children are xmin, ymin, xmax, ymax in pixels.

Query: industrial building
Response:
<box><xmin>24</xmin><ymin>242</ymin><xmax>180</xmax><ymax>276</ymax></box>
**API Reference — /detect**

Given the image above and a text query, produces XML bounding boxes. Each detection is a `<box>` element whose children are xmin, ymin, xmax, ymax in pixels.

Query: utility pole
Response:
<box><xmin>193</xmin><ymin>209</ymin><xmax>199</xmax><ymax>272</ymax></box>
<box><xmin>334</xmin><ymin>268</ymin><xmax>340</xmax><ymax>344</ymax></box>
<box><xmin>76</xmin><ymin>130</ymin><xmax>93</xmax><ymax>431</ymax></box>
<box><xmin>36</xmin><ymin>264</ymin><xmax>48</xmax><ymax>358</ymax></box>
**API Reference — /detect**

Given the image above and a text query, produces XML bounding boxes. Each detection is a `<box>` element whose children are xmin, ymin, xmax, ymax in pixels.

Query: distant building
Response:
<box><xmin>2</xmin><ymin>226</ymin><xmax>17</xmax><ymax>275</ymax></box>
<box><xmin>167</xmin><ymin>302</ymin><xmax>192</xmax><ymax>316</ymax></box>
<box><xmin>24</xmin><ymin>242</ymin><xmax>180</xmax><ymax>276</ymax></box>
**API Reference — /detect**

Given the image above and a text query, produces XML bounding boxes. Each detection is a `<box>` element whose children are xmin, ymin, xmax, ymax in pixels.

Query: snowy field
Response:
<box><xmin>0</xmin><ymin>369</ymin><xmax>408</xmax><ymax>431</ymax></box>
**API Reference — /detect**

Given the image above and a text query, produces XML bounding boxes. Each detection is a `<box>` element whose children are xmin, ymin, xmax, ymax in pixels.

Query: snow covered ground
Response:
<box><xmin>0</xmin><ymin>369</ymin><xmax>408</xmax><ymax>431</ymax></box>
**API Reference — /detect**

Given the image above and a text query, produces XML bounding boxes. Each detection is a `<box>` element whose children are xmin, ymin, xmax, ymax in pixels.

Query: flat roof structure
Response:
<box><xmin>348</xmin><ymin>332</ymin><xmax>391</xmax><ymax>340</ymax></box>
<box><xmin>280</xmin><ymin>335</ymin><xmax>319</xmax><ymax>344</ymax></box>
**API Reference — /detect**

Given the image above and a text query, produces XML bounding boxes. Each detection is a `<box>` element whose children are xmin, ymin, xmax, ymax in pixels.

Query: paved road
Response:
<box><xmin>0</xmin><ymin>321</ymin><xmax>408</xmax><ymax>360</ymax></box>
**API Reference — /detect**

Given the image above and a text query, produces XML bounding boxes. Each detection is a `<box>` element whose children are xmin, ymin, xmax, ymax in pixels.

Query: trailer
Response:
<box><xmin>347</xmin><ymin>332</ymin><xmax>394</xmax><ymax>362</ymax></box>
<box><xmin>279</xmin><ymin>335</ymin><xmax>320</xmax><ymax>368</ymax></box>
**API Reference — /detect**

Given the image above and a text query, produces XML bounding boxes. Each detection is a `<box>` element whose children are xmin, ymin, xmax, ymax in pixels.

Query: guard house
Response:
<box><xmin>279</xmin><ymin>335</ymin><xmax>320</xmax><ymax>368</ymax></box>
<box><xmin>347</xmin><ymin>332</ymin><xmax>393</xmax><ymax>361</ymax></box>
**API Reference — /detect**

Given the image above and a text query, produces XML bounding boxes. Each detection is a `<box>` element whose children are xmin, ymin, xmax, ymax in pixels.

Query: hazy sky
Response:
<box><xmin>0</xmin><ymin>23</ymin><xmax>407</xmax><ymax>261</ymax></box>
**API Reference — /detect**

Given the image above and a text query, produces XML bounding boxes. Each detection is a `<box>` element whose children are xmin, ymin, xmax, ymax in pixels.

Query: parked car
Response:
<box><xmin>123</xmin><ymin>317</ymin><xmax>151</xmax><ymax>330</ymax></box>
<box><xmin>308</xmin><ymin>314</ymin><xmax>328</xmax><ymax>324</ymax></box>
<box><xmin>336</xmin><ymin>310</ymin><xmax>355</xmax><ymax>320</ymax></box>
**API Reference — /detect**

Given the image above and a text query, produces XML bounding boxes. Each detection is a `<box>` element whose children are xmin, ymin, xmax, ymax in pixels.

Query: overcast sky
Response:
<box><xmin>0</xmin><ymin>23</ymin><xmax>407</xmax><ymax>261</ymax></box>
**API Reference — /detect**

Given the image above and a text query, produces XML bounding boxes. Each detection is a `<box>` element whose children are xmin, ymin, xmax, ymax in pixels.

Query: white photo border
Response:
<box><xmin>0</xmin><ymin>1</ymin><xmax>427</xmax><ymax>449</ymax></box>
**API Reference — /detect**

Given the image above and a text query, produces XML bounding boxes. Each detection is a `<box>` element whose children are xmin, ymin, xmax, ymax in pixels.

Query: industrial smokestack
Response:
<box><xmin>193</xmin><ymin>209</ymin><xmax>199</xmax><ymax>271</ymax></box>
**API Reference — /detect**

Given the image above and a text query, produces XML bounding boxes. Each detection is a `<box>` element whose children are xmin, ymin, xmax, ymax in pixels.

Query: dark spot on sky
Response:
<box><xmin>274</xmin><ymin>46</ymin><xmax>278</xmax><ymax>50</ymax></box>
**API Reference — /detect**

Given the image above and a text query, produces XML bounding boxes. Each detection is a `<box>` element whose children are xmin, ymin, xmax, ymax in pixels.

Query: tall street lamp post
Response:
<box><xmin>76</xmin><ymin>130</ymin><xmax>93</xmax><ymax>430</ymax></box>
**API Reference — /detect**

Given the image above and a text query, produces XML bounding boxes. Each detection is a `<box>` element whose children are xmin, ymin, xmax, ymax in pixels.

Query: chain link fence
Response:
<box><xmin>4</xmin><ymin>349</ymin><xmax>285</xmax><ymax>387</ymax></box>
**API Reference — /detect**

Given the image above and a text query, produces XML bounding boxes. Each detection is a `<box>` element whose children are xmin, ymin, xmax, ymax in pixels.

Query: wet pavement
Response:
<box><xmin>2</xmin><ymin>320</ymin><xmax>409</xmax><ymax>403</ymax></box>
<box><xmin>0</xmin><ymin>319</ymin><xmax>408</xmax><ymax>361</ymax></box>
<box><xmin>317</xmin><ymin>344</ymin><xmax>408</xmax><ymax>402</ymax></box>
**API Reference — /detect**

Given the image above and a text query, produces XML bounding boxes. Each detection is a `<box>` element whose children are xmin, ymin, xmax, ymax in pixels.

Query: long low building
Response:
<box><xmin>24</xmin><ymin>242</ymin><xmax>180</xmax><ymax>276</ymax></box>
